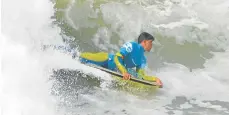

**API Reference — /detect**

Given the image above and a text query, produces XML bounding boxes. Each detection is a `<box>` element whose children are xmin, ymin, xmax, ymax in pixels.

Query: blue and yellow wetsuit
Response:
<box><xmin>79</xmin><ymin>41</ymin><xmax>157</xmax><ymax>82</ymax></box>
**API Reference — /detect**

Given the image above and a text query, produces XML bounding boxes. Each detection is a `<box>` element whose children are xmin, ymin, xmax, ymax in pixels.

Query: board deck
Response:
<box><xmin>86</xmin><ymin>64</ymin><xmax>163</xmax><ymax>88</ymax></box>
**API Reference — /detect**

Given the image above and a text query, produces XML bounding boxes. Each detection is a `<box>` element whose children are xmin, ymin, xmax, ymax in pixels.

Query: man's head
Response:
<box><xmin>138</xmin><ymin>32</ymin><xmax>154</xmax><ymax>52</ymax></box>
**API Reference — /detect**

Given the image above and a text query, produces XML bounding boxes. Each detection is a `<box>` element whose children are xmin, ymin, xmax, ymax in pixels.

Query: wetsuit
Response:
<box><xmin>79</xmin><ymin>41</ymin><xmax>157</xmax><ymax>81</ymax></box>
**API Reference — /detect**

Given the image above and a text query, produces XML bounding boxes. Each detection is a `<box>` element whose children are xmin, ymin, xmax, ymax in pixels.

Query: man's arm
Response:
<box><xmin>137</xmin><ymin>67</ymin><xmax>163</xmax><ymax>87</ymax></box>
<box><xmin>136</xmin><ymin>57</ymin><xmax>157</xmax><ymax>82</ymax></box>
<box><xmin>114</xmin><ymin>42</ymin><xmax>133</xmax><ymax>74</ymax></box>
<box><xmin>114</xmin><ymin>52</ymin><xmax>127</xmax><ymax>74</ymax></box>
<box><xmin>114</xmin><ymin>42</ymin><xmax>133</xmax><ymax>79</ymax></box>
<box><xmin>136</xmin><ymin>68</ymin><xmax>157</xmax><ymax>82</ymax></box>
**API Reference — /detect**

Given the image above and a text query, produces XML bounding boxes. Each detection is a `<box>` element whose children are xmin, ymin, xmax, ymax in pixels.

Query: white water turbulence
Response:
<box><xmin>1</xmin><ymin>0</ymin><xmax>112</xmax><ymax>115</ymax></box>
<box><xmin>2</xmin><ymin>0</ymin><xmax>229</xmax><ymax>115</ymax></box>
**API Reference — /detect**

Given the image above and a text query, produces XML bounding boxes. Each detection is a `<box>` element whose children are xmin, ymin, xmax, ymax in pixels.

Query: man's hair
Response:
<box><xmin>138</xmin><ymin>32</ymin><xmax>155</xmax><ymax>43</ymax></box>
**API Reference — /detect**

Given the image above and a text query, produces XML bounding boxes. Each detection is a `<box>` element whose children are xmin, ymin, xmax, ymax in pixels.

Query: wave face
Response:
<box><xmin>2</xmin><ymin>0</ymin><xmax>229</xmax><ymax>115</ymax></box>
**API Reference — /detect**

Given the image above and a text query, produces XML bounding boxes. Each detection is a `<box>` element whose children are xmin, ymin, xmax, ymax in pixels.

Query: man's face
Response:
<box><xmin>143</xmin><ymin>40</ymin><xmax>153</xmax><ymax>52</ymax></box>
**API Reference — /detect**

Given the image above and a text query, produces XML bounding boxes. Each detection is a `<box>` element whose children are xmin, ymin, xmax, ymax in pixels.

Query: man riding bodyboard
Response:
<box><xmin>79</xmin><ymin>32</ymin><xmax>162</xmax><ymax>86</ymax></box>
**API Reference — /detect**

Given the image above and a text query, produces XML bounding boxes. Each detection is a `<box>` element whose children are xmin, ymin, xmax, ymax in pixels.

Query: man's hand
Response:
<box><xmin>123</xmin><ymin>72</ymin><xmax>131</xmax><ymax>80</ymax></box>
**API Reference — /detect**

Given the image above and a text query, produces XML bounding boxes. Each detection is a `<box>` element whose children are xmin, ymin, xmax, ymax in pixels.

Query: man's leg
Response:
<box><xmin>79</xmin><ymin>52</ymin><xmax>109</xmax><ymax>68</ymax></box>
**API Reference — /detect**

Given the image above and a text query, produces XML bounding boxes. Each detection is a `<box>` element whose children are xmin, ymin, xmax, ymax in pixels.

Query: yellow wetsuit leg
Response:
<box><xmin>80</xmin><ymin>52</ymin><xmax>108</xmax><ymax>61</ymax></box>
<box><xmin>79</xmin><ymin>52</ymin><xmax>109</xmax><ymax>67</ymax></box>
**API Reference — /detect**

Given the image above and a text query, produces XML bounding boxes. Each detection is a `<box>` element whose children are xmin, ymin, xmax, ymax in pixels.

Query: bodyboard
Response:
<box><xmin>86</xmin><ymin>64</ymin><xmax>163</xmax><ymax>88</ymax></box>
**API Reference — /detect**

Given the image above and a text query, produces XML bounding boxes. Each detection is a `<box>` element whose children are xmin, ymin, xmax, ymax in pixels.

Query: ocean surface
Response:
<box><xmin>2</xmin><ymin>0</ymin><xmax>229</xmax><ymax>115</ymax></box>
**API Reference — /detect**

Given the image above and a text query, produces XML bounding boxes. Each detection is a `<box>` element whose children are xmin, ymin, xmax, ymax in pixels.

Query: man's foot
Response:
<box><xmin>155</xmin><ymin>78</ymin><xmax>163</xmax><ymax>88</ymax></box>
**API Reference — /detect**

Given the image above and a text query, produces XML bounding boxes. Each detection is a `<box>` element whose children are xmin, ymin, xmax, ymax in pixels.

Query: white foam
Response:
<box><xmin>152</xmin><ymin>18</ymin><xmax>209</xmax><ymax>30</ymax></box>
<box><xmin>1</xmin><ymin>35</ymin><xmax>112</xmax><ymax>115</ymax></box>
<box><xmin>1</xmin><ymin>0</ymin><xmax>112</xmax><ymax>115</ymax></box>
<box><xmin>156</xmin><ymin>49</ymin><xmax>229</xmax><ymax>101</ymax></box>
<box><xmin>1</xmin><ymin>0</ymin><xmax>62</xmax><ymax>113</ymax></box>
<box><xmin>100</xmin><ymin>0</ymin><xmax>229</xmax><ymax>49</ymax></box>
<box><xmin>2</xmin><ymin>35</ymin><xmax>59</xmax><ymax>115</ymax></box>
